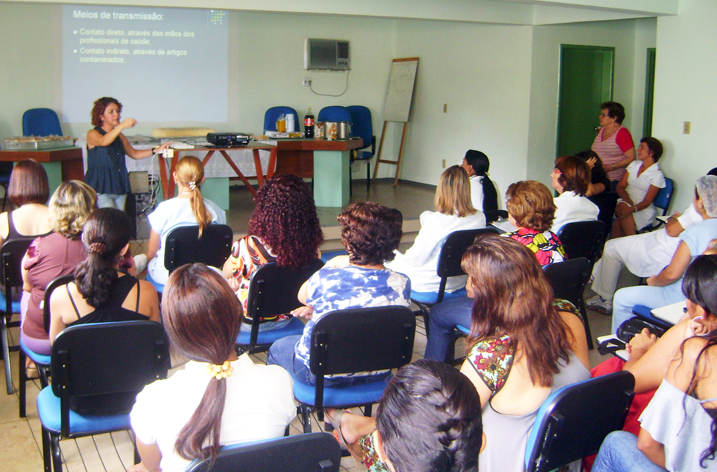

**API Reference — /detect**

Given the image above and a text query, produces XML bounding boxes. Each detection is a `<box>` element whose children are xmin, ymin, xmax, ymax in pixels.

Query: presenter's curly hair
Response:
<box><xmin>162</xmin><ymin>264</ymin><xmax>243</xmax><ymax>464</ymax></box>
<box><xmin>376</xmin><ymin>359</ymin><xmax>483</xmax><ymax>472</ymax></box>
<box><xmin>49</xmin><ymin>180</ymin><xmax>97</xmax><ymax>239</ymax></box>
<box><xmin>90</xmin><ymin>97</ymin><xmax>122</xmax><ymax>127</ymax></box>
<box><xmin>338</xmin><ymin>202</ymin><xmax>402</xmax><ymax>266</ymax></box>
<box><xmin>248</xmin><ymin>174</ymin><xmax>323</xmax><ymax>269</ymax></box>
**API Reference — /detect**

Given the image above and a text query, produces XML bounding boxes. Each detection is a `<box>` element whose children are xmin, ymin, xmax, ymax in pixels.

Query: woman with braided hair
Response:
<box><xmin>144</xmin><ymin>155</ymin><xmax>225</xmax><ymax>285</ymax></box>
<box><xmin>129</xmin><ymin>264</ymin><xmax>295</xmax><ymax>472</ymax></box>
<box><xmin>48</xmin><ymin>208</ymin><xmax>160</xmax><ymax>343</ymax></box>
<box><xmin>458</xmin><ymin>233</ymin><xmax>590</xmax><ymax>471</ymax></box>
<box><xmin>326</xmin><ymin>359</ymin><xmax>485</xmax><ymax>472</ymax></box>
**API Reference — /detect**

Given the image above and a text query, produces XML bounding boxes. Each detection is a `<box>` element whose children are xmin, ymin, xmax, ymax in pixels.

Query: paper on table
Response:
<box><xmin>651</xmin><ymin>300</ymin><xmax>686</xmax><ymax>326</ymax></box>
<box><xmin>490</xmin><ymin>218</ymin><xmax>517</xmax><ymax>234</ymax></box>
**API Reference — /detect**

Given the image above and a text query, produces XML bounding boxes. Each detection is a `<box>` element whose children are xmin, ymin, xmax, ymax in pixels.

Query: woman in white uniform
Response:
<box><xmin>550</xmin><ymin>155</ymin><xmax>599</xmax><ymax>234</ymax></box>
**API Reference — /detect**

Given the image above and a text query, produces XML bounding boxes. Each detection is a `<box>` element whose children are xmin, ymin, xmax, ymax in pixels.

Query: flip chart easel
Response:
<box><xmin>373</xmin><ymin>57</ymin><xmax>419</xmax><ymax>186</ymax></box>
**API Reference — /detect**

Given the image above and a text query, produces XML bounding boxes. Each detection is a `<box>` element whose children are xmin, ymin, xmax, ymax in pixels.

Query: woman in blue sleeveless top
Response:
<box><xmin>85</xmin><ymin>97</ymin><xmax>172</xmax><ymax>210</ymax></box>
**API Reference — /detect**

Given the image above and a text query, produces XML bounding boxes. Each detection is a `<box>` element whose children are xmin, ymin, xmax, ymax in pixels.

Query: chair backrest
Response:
<box><xmin>264</xmin><ymin>106</ymin><xmax>299</xmax><ymax>133</ymax></box>
<box><xmin>346</xmin><ymin>106</ymin><xmax>375</xmax><ymax>153</ymax></box>
<box><xmin>22</xmin><ymin>108</ymin><xmax>63</xmax><ymax>136</ymax></box>
<box><xmin>434</xmin><ymin>227</ymin><xmax>500</xmax><ymax>302</ymax></box>
<box><xmin>309</xmin><ymin>306</ymin><xmax>415</xmax><ymax>407</ymax></box>
<box><xmin>43</xmin><ymin>274</ymin><xmax>75</xmax><ymax>334</ymax></box>
<box><xmin>543</xmin><ymin>258</ymin><xmax>591</xmax><ymax>309</ymax></box>
<box><xmin>556</xmin><ymin>220</ymin><xmax>605</xmax><ymax>263</ymax></box>
<box><xmin>317</xmin><ymin>106</ymin><xmax>352</xmax><ymax>123</ymax></box>
<box><xmin>185</xmin><ymin>432</ymin><xmax>341</xmax><ymax>472</ymax></box>
<box><xmin>484</xmin><ymin>209</ymin><xmax>508</xmax><ymax>224</ymax></box>
<box><xmin>1</xmin><ymin>238</ymin><xmax>35</xmax><ymax>314</ymax></box>
<box><xmin>653</xmin><ymin>177</ymin><xmax>674</xmax><ymax>216</ymax></box>
<box><xmin>51</xmin><ymin>321</ymin><xmax>170</xmax><ymax>437</ymax></box>
<box><xmin>164</xmin><ymin>224</ymin><xmax>234</xmax><ymax>273</ymax></box>
<box><xmin>244</xmin><ymin>258</ymin><xmax>324</xmax><ymax>347</ymax></box>
<box><xmin>524</xmin><ymin>371</ymin><xmax>635</xmax><ymax>472</ymax></box>
<box><xmin>587</xmin><ymin>191</ymin><xmax>618</xmax><ymax>239</ymax></box>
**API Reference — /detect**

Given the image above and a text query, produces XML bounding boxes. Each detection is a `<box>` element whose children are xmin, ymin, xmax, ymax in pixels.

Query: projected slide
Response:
<box><xmin>63</xmin><ymin>5</ymin><xmax>228</xmax><ymax>123</ymax></box>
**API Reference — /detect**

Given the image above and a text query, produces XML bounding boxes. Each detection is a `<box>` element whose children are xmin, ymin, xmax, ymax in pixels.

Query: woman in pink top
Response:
<box><xmin>591</xmin><ymin>101</ymin><xmax>636</xmax><ymax>189</ymax></box>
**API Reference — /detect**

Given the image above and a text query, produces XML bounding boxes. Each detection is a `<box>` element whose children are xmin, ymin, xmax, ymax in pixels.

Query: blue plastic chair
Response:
<box><xmin>185</xmin><ymin>433</ymin><xmax>341</xmax><ymax>472</ymax></box>
<box><xmin>22</xmin><ymin>108</ymin><xmax>63</xmax><ymax>136</ymax></box>
<box><xmin>264</xmin><ymin>106</ymin><xmax>299</xmax><ymax>133</ymax></box>
<box><xmin>317</xmin><ymin>106</ymin><xmax>351</xmax><ymax>123</ymax></box>
<box><xmin>524</xmin><ymin>371</ymin><xmax>635</xmax><ymax>472</ymax></box>
<box><xmin>638</xmin><ymin>177</ymin><xmax>674</xmax><ymax>232</ymax></box>
<box><xmin>346</xmin><ymin>106</ymin><xmax>376</xmax><ymax>193</ymax></box>
<box><xmin>235</xmin><ymin>259</ymin><xmax>324</xmax><ymax>354</ymax></box>
<box><xmin>290</xmin><ymin>306</ymin><xmax>415</xmax><ymax>433</ymax></box>
<box><xmin>36</xmin><ymin>321</ymin><xmax>170</xmax><ymax>472</ymax></box>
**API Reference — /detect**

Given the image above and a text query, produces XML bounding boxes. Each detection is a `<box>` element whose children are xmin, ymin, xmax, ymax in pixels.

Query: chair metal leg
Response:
<box><xmin>2</xmin><ymin>315</ymin><xmax>13</xmax><ymax>394</ymax></box>
<box><xmin>300</xmin><ymin>405</ymin><xmax>312</xmax><ymax>433</ymax></box>
<box><xmin>19</xmin><ymin>348</ymin><xmax>26</xmax><ymax>417</ymax></box>
<box><xmin>366</xmin><ymin>162</ymin><xmax>371</xmax><ymax>191</ymax></box>
<box><xmin>580</xmin><ymin>301</ymin><xmax>594</xmax><ymax>350</ymax></box>
<box><xmin>41</xmin><ymin>428</ymin><xmax>52</xmax><ymax>472</ymax></box>
<box><xmin>50</xmin><ymin>433</ymin><xmax>62</xmax><ymax>472</ymax></box>
<box><xmin>364</xmin><ymin>404</ymin><xmax>372</xmax><ymax>417</ymax></box>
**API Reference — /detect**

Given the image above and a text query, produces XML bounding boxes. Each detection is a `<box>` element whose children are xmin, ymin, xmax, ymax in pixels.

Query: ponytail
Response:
<box><xmin>175</xmin><ymin>156</ymin><xmax>212</xmax><ymax>237</ymax></box>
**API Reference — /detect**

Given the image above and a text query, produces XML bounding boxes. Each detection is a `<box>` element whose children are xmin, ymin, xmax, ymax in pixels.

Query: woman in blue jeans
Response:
<box><xmin>267</xmin><ymin>202</ymin><xmax>411</xmax><ymax>386</ymax></box>
<box><xmin>593</xmin><ymin>255</ymin><xmax>717</xmax><ymax>472</ymax></box>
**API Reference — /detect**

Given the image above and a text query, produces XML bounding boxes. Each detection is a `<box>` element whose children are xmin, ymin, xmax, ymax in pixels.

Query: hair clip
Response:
<box><xmin>207</xmin><ymin>361</ymin><xmax>233</xmax><ymax>380</ymax></box>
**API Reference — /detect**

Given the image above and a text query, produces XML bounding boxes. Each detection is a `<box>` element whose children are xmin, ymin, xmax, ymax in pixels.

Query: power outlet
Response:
<box><xmin>442</xmin><ymin>159</ymin><xmax>446</xmax><ymax>168</ymax></box>
<box><xmin>443</xmin><ymin>104</ymin><xmax>448</xmax><ymax>113</ymax></box>
<box><xmin>303</xmin><ymin>77</ymin><xmax>312</xmax><ymax>87</ymax></box>
<box><xmin>683</xmin><ymin>121</ymin><xmax>691</xmax><ymax>134</ymax></box>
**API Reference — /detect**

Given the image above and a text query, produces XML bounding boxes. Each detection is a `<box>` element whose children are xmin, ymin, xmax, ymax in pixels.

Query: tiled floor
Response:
<box><xmin>0</xmin><ymin>179</ymin><xmax>632</xmax><ymax>471</ymax></box>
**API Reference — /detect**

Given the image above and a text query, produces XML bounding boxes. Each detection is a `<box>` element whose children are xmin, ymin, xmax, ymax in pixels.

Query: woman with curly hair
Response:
<box><xmin>86</xmin><ymin>97</ymin><xmax>172</xmax><ymax>210</ymax></box>
<box><xmin>48</xmin><ymin>208</ymin><xmax>160</xmax><ymax>344</ymax></box>
<box><xmin>267</xmin><ymin>201</ymin><xmax>411</xmax><ymax>386</ymax></box>
<box><xmin>325</xmin><ymin>359</ymin><xmax>485</xmax><ymax>472</ymax></box>
<box><xmin>20</xmin><ymin>180</ymin><xmax>97</xmax><ymax>358</ymax></box>
<box><xmin>223</xmin><ymin>173</ymin><xmax>323</xmax><ymax>332</ymax></box>
<box><xmin>459</xmin><ymin>234</ymin><xmax>589</xmax><ymax>471</ymax></box>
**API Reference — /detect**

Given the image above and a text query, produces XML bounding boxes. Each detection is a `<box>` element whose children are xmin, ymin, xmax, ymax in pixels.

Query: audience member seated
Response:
<box><xmin>267</xmin><ymin>202</ymin><xmax>411</xmax><ymax>386</ymax></box>
<box><xmin>593</xmin><ymin>259</ymin><xmax>717</xmax><ymax>471</ymax></box>
<box><xmin>48</xmin><ymin>208</ymin><xmax>160</xmax><ymax>343</ymax></box>
<box><xmin>325</xmin><ymin>359</ymin><xmax>484</xmax><ymax>472</ymax></box>
<box><xmin>575</xmin><ymin>149</ymin><xmax>610</xmax><ymax>197</ymax></box>
<box><xmin>458</xmin><ymin>234</ymin><xmax>589</xmax><ymax>472</ymax></box>
<box><xmin>20</xmin><ymin>180</ymin><xmax>97</xmax><ymax>358</ymax></box>
<box><xmin>423</xmin><ymin>181</ymin><xmax>568</xmax><ymax>362</ymax></box>
<box><xmin>0</xmin><ymin>159</ymin><xmax>52</xmax><ymax>249</ymax></box>
<box><xmin>610</xmin><ymin>175</ymin><xmax>717</xmax><ymax>333</ymax></box>
<box><xmin>386</xmin><ymin>166</ymin><xmax>485</xmax><ymax>294</ymax></box>
<box><xmin>461</xmin><ymin>150</ymin><xmax>498</xmax><ymax>213</ymax></box>
<box><xmin>612</xmin><ymin>137</ymin><xmax>666</xmax><ymax>238</ymax></box>
<box><xmin>145</xmin><ymin>156</ymin><xmax>226</xmax><ymax>285</ymax></box>
<box><xmin>503</xmin><ymin>180</ymin><xmax>567</xmax><ymax>266</ymax></box>
<box><xmin>129</xmin><ymin>264</ymin><xmax>296</xmax><ymax>472</ymax></box>
<box><xmin>550</xmin><ymin>155</ymin><xmax>599</xmax><ymax>233</ymax></box>
<box><xmin>587</xmin><ymin>174</ymin><xmax>707</xmax><ymax>315</ymax></box>
<box><xmin>223</xmin><ymin>173</ymin><xmax>323</xmax><ymax>332</ymax></box>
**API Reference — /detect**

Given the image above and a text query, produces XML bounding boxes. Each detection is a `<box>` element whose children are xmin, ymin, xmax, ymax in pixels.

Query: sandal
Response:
<box><xmin>325</xmin><ymin>409</ymin><xmax>365</xmax><ymax>469</ymax></box>
<box><xmin>26</xmin><ymin>365</ymin><xmax>39</xmax><ymax>380</ymax></box>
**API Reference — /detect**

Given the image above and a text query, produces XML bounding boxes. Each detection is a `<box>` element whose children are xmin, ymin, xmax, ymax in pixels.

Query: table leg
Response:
<box><xmin>313</xmin><ymin>150</ymin><xmax>350</xmax><ymax>207</ymax></box>
<box><xmin>158</xmin><ymin>156</ymin><xmax>170</xmax><ymax>200</ymax></box>
<box><xmin>218</xmin><ymin>150</ymin><xmax>257</xmax><ymax>196</ymax></box>
<box><xmin>252</xmin><ymin>149</ymin><xmax>265</xmax><ymax>187</ymax></box>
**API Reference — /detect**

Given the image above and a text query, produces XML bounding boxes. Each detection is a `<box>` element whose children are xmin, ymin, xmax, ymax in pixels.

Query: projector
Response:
<box><xmin>207</xmin><ymin>132</ymin><xmax>250</xmax><ymax>147</ymax></box>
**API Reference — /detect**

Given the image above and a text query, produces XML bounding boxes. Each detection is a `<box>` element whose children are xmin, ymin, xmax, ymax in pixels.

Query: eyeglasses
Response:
<box><xmin>599</xmin><ymin>113</ymin><xmax>610</xmax><ymax>118</ymax></box>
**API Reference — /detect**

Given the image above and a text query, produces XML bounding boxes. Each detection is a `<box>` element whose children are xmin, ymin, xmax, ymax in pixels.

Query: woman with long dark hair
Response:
<box><xmin>223</xmin><ymin>173</ymin><xmax>323</xmax><ymax>331</ymax></box>
<box><xmin>130</xmin><ymin>264</ymin><xmax>295</xmax><ymax>472</ymax></box>
<box><xmin>48</xmin><ymin>208</ymin><xmax>160</xmax><ymax>342</ymax></box>
<box><xmin>461</xmin><ymin>150</ymin><xmax>498</xmax><ymax>213</ymax></box>
<box><xmin>458</xmin><ymin>233</ymin><xmax>589</xmax><ymax>471</ymax></box>
<box><xmin>593</xmin><ymin>255</ymin><xmax>717</xmax><ymax>471</ymax></box>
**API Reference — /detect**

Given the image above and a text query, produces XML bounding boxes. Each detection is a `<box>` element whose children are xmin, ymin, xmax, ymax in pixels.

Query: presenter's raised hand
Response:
<box><xmin>120</xmin><ymin>118</ymin><xmax>137</xmax><ymax>130</ymax></box>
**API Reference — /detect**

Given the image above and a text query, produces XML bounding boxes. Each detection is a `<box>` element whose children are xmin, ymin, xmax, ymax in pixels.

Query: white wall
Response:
<box><xmin>526</xmin><ymin>19</ymin><xmax>654</xmax><ymax>190</ymax></box>
<box><xmin>390</xmin><ymin>19</ymin><xmax>533</xmax><ymax>197</ymax></box>
<box><xmin>652</xmin><ymin>0</ymin><xmax>717</xmax><ymax>212</ymax></box>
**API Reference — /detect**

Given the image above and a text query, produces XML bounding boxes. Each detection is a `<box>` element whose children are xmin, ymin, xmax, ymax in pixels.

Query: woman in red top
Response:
<box><xmin>591</xmin><ymin>101</ymin><xmax>636</xmax><ymax>189</ymax></box>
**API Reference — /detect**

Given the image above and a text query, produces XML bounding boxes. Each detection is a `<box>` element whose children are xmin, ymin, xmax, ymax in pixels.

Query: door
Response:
<box><xmin>643</xmin><ymin>48</ymin><xmax>656</xmax><ymax>137</ymax></box>
<box><xmin>556</xmin><ymin>45</ymin><xmax>615</xmax><ymax>157</ymax></box>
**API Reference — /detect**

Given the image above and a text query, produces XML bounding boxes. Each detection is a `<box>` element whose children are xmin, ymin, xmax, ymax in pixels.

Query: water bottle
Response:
<box><xmin>304</xmin><ymin>108</ymin><xmax>315</xmax><ymax>139</ymax></box>
<box><xmin>286</xmin><ymin>114</ymin><xmax>295</xmax><ymax>133</ymax></box>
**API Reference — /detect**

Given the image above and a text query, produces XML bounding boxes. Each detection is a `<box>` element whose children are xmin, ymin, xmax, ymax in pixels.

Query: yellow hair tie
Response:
<box><xmin>206</xmin><ymin>361</ymin><xmax>233</xmax><ymax>380</ymax></box>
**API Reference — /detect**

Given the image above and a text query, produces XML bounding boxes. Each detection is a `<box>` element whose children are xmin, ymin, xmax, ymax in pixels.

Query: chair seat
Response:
<box><xmin>236</xmin><ymin>318</ymin><xmax>305</xmax><ymax>346</ymax></box>
<box><xmin>0</xmin><ymin>291</ymin><xmax>22</xmax><ymax>314</ymax></box>
<box><xmin>20</xmin><ymin>338</ymin><xmax>51</xmax><ymax>366</ymax></box>
<box><xmin>291</xmin><ymin>372</ymin><xmax>393</xmax><ymax>408</ymax></box>
<box><xmin>145</xmin><ymin>273</ymin><xmax>164</xmax><ymax>293</ymax></box>
<box><xmin>37</xmin><ymin>387</ymin><xmax>132</xmax><ymax>435</ymax></box>
<box><xmin>410</xmin><ymin>288</ymin><xmax>467</xmax><ymax>305</ymax></box>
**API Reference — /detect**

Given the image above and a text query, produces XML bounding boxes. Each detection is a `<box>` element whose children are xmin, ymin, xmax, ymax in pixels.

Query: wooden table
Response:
<box><xmin>157</xmin><ymin>142</ymin><xmax>277</xmax><ymax>200</ymax></box>
<box><xmin>272</xmin><ymin>138</ymin><xmax>363</xmax><ymax>207</ymax></box>
<box><xmin>0</xmin><ymin>147</ymin><xmax>85</xmax><ymax>192</ymax></box>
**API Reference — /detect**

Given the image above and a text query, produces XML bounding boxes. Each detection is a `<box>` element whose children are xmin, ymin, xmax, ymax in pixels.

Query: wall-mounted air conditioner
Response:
<box><xmin>304</xmin><ymin>38</ymin><xmax>350</xmax><ymax>71</ymax></box>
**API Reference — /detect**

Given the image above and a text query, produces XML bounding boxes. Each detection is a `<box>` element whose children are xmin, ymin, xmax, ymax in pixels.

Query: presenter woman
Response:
<box><xmin>86</xmin><ymin>97</ymin><xmax>171</xmax><ymax>210</ymax></box>
<box><xmin>591</xmin><ymin>101</ymin><xmax>636</xmax><ymax>189</ymax></box>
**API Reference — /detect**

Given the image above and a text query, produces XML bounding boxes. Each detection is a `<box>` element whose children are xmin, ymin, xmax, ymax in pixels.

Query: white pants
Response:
<box><xmin>591</xmin><ymin>230</ymin><xmax>680</xmax><ymax>301</ymax></box>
